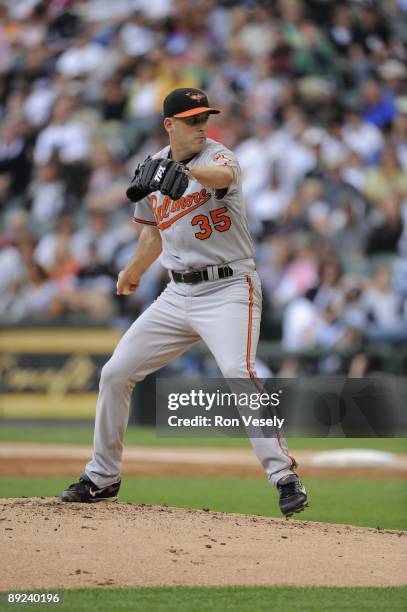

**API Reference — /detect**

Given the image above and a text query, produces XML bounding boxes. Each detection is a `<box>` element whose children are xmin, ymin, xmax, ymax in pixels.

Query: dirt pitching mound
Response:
<box><xmin>1</xmin><ymin>498</ymin><xmax>406</xmax><ymax>590</ymax></box>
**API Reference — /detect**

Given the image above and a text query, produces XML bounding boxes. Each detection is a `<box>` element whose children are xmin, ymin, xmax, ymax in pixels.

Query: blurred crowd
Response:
<box><xmin>0</xmin><ymin>0</ymin><xmax>407</xmax><ymax>372</ymax></box>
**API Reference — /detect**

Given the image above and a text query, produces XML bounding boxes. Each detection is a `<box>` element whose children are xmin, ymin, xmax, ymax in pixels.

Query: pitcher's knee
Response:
<box><xmin>99</xmin><ymin>360</ymin><xmax>129</xmax><ymax>390</ymax></box>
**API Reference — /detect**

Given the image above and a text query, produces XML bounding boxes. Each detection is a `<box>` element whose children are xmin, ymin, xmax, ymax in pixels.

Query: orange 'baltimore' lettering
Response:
<box><xmin>154</xmin><ymin>189</ymin><xmax>211</xmax><ymax>230</ymax></box>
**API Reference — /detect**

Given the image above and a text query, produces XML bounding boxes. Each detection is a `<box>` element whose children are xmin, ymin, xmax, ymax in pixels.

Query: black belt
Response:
<box><xmin>171</xmin><ymin>265</ymin><xmax>233</xmax><ymax>284</ymax></box>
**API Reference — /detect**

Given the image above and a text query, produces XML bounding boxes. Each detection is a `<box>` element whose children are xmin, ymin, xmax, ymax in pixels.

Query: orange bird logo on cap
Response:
<box><xmin>186</xmin><ymin>91</ymin><xmax>206</xmax><ymax>101</ymax></box>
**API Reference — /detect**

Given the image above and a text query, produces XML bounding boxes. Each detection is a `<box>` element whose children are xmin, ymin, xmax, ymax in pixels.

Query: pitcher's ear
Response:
<box><xmin>163</xmin><ymin>117</ymin><xmax>173</xmax><ymax>133</ymax></box>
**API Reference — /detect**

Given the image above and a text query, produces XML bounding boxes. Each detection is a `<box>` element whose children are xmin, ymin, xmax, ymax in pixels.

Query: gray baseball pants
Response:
<box><xmin>85</xmin><ymin>264</ymin><xmax>295</xmax><ymax>488</ymax></box>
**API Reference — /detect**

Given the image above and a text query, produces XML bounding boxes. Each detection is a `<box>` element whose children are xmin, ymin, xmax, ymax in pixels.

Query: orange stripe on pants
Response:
<box><xmin>245</xmin><ymin>274</ymin><xmax>296</xmax><ymax>468</ymax></box>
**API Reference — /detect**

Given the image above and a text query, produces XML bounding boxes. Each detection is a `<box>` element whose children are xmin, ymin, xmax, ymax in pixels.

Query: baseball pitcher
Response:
<box><xmin>61</xmin><ymin>88</ymin><xmax>308</xmax><ymax>517</ymax></box>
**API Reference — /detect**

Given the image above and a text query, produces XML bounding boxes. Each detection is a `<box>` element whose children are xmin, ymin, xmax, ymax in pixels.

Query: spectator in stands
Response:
<box><xmin>342</xmin><ymin>104</ymin><xmax>384</xmax><ymax>165</ymax></box>
<box><xmin>0</xmin><ymin>256</ymin><xmax>60</xmax><ymax>323</ymax></box>
<box><xmin>361</xmin><ymin>78</ymin><xmax>398</xmax><ymax>129</ymax></box>
<box><xmin>28</xmin><ymin>158</ymin><xmax>67</xmax><ymax>230</ymax></box>
<box><xmin>34</xmin><ymin>94</ymin><xmax>91</xmax><ymax>197</ymax></box>
<box><xmin>56</xmin><ymin>26</ymin><xmax>109</xmax><ymax>78</ymax></box>
<box><xmin>0</xmin><ymin>120</ymin><xmax>32</xmax><ymax>208</ymax></box>
<box><xmin>365</xmin><ymin>266</ymin><xmax>407</xmax><ymax>343</ymax></box>
<box><xmin>366</xmin><ymin>192</ymin><xmax>403</xmax><ymax>254</ymax></box>
<box><xmin>363</xmin><ymin>145</ymin><xmax>407</xmax><ymax>208</ymax></box>
<box><xmin>72</xmin><ymin>210</ymin><xmax>122</xmax><ymax>266</ymax></box>
<box><xmin>34</xmin><ymin>214</ymin><xmax>76</xmax><ymax>272</ymax></box>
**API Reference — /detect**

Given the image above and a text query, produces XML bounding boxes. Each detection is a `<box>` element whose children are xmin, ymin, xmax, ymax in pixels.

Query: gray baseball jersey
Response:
<box><xmin>133</xmin><ymin>139</ymin><xmax>255</xmax><ymax>270</ymax></box>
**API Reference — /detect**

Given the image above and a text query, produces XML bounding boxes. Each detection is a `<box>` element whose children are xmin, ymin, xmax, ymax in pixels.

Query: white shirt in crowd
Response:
<box><xmin>56</xmin><ymin>43</ymin><xmax>108</xmax><ymax>78</ymax></box>
<box><xmin>268</xmin><ymin>130</ymin><xmax>316</xmax><ymax>190</ymax></box>
<box><xmin>34</xmin><ymin>122</ymin><xmax>91</xmax><ymax>165</ymax></box>
<box><xmin>0</xmin><ymin>246</ymin><xmax>25</xmax><ymax>292</ymax></box>
<box><xmin>252</xmin><ymin>186</ymin><xmax>293</xmax><ymax>221</ymax></box>
<box><xmin>119</xmin><ymin>23</ymin><xmax>156</xmax><ymax>57</ymax></box>
<box><xmin>34</xmin><ymin>224</ymin><xmax>122</xmax><ymax>270</ymax></box>
<box><xmin>29</xmin><ymin>181</ymin><xmax>65</xmax><ymax>225</ymax></box>
<box><xmin>342</xmin><ymin>120</ymin><xmax>384</xmax><ymax>161</ymax></box>
<box><xmin>282</xmin><ymin>298</ymin><xmax>319</xmax><ymax>351</ymax></box>
<box><xmin>363</xmin><ymin>288</ymin><xmax>401</xmax><ymax>328</ymax></box>
<box><xmin>76</xmin><ymin>0</ymin><xmax>173</xmax><ymax>21</ymax></box>
<box><xmin>23</xmin><ymin>84</ymin><xmax>57</xmax><ymax>127</ymax></box>
<box><xmin>235</xmin><ymin>137</ymin><xmax>273</xmax><ymax>203</ymax></box>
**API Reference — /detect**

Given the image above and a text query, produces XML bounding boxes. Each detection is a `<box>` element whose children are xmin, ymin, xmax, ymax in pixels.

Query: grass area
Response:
<box><xmin>1</xmin><ymin>587</ymin><xmax>406</xmax><ymax>612</ymax></box>
<box><xmin>0</xmin><ymin>425</ymin><xmax>406</xmax><ymax>452</ymax></box>
<box><xmin>0</xmin><ymin>476</ymin><xmax>405</xmax><ymax>530</ymax></box>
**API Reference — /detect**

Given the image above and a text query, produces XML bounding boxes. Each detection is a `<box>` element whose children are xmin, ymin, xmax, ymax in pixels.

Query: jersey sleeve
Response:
<box><xmin>202</xmin><ymin>144</ymin><xmax>242</xmax><ymax>185</ymax></box>
<box><xmin>132</xmin><ymin>195</ymin><xmax>157</xmax><ymax>226</ymax></box>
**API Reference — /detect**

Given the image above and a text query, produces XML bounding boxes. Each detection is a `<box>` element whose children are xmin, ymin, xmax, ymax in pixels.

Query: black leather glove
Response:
<box><xmin>126</xmin><ymin>156</ymin><xmax>162</xmax><ymax>202</ymax></box>
<box><xmin>126</xmin><ymin>156</ymin><xmax>189</xmax><ymax>202</ymax></box>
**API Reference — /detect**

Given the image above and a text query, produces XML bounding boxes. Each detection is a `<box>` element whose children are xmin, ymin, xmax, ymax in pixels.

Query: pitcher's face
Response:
<box><xmin>164</xmin><ymin>112</ymin><xmax>210</xmax><ymax>156</ymax></box>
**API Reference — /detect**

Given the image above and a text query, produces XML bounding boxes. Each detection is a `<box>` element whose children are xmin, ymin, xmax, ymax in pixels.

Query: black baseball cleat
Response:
<box><xmin>277</xmin><ymin>474</ymin><xmax>308</xmax><ymax>517</ymax></box>
<box><xmin>60</xmin><ymin>475</ymin><xmax>121</xmax><ymax>503</ymax></box>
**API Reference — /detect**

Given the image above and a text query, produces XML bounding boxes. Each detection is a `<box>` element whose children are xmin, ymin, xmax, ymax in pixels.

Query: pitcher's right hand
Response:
<box><xmin>116</xmin><ymin>270</ymin><xmax>139</xmax><ymax>295</ymax></box>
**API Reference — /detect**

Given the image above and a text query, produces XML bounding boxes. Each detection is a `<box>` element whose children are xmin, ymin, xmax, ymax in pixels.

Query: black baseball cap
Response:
<box><xmin>163</xmin><ymin>88</ymin><xmax>220</xmax><ymax>118</ymax></box>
